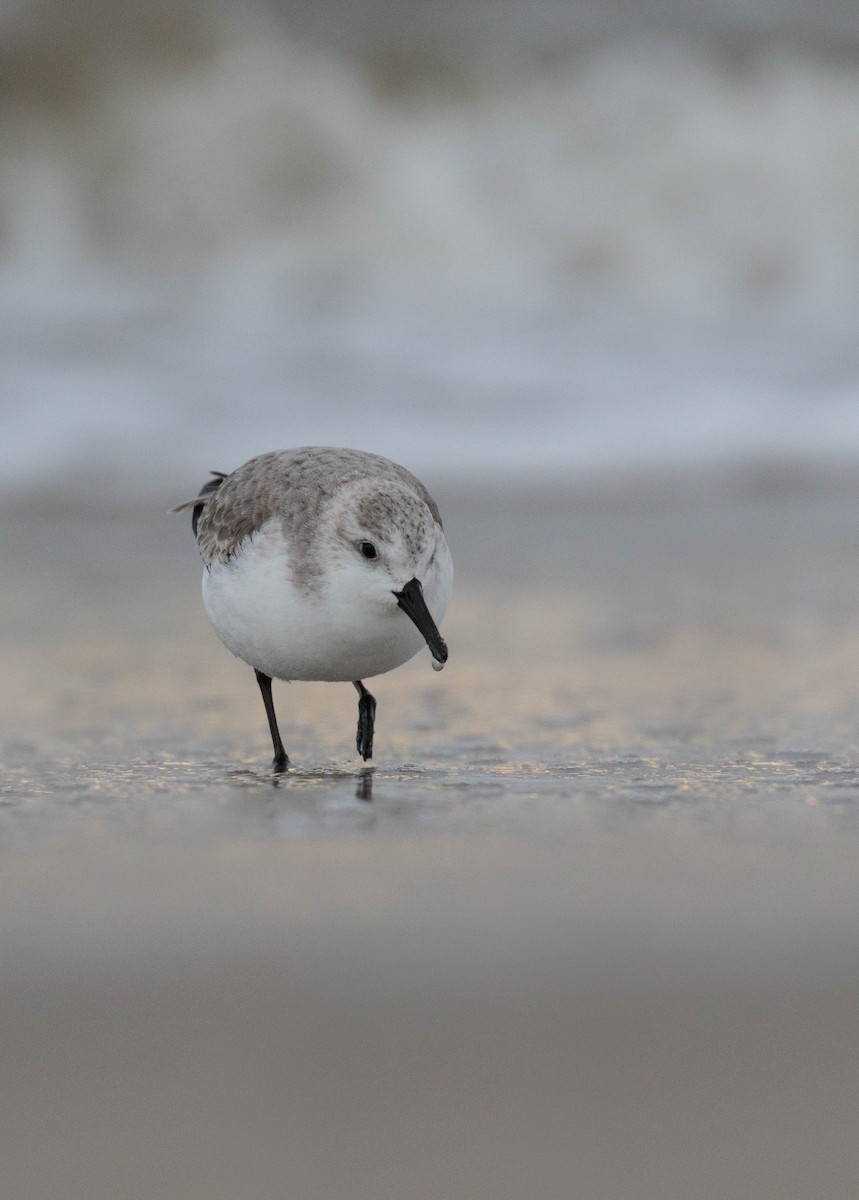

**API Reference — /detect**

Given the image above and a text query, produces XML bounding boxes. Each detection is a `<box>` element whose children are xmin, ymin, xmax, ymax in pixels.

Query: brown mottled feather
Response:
<box><xmin>182</xmin><ymin>448</ymin><xmax>443</xmax><ymax>575</ymax></box>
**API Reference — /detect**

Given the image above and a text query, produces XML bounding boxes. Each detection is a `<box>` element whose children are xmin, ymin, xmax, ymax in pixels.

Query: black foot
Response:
<box><xmin>255</xmin><ymin>670</ymin><xmax>290</xmax><ymax>771</ymax></box>
<box><xmin>353</xmin><ymin>681</ymin><xmax>376</xmax><ymax>761</ymax></box>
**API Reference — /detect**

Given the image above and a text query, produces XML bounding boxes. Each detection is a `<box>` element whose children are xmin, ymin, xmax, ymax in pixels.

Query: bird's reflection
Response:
<box><xmin>261</xmin><ymin>765</ymin><xmax>373</xmax><ymax>803</ymax></box>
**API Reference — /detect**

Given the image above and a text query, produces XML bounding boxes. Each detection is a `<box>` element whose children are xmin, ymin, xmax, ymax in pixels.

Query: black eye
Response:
<box><xmin>360</xmin><ymin>541</ymin><xmax>378</xmax><ymax>560</ymax></box>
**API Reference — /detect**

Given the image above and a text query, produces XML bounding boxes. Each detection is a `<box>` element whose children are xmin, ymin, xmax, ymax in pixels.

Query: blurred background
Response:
<box><xmin>6</xmin><ymin>8</ymin><xmax>859</xmax><ymax>1199</ymax></box>
<box><xmin>3</xmin><ymin>0</ymin><xmax>859</xmax><ymax>495</ymax></box>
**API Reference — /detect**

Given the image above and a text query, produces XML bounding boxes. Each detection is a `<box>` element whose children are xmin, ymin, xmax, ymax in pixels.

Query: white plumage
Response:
<box><xmin>176</xmin><ymin>447</ymin><xmax>453</xmax><ymax>769</ymax></box>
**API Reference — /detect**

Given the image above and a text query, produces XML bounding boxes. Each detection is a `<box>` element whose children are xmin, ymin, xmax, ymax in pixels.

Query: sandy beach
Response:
<box><xmin>4</xmin><ymin>0</ymin><xmax>859</xmax><ymax>1193</ymax></box>
<box><xmin>2</xmin><ymin>468</ymin><xmax>859</xmax><ymax>1198</ymax></box>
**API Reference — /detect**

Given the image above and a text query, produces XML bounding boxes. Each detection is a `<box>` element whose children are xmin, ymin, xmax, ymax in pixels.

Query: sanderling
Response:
<box><xmin>174</xmin><ymin>447</ymin><xmax>453</xmax><ymax>770</ymax></box>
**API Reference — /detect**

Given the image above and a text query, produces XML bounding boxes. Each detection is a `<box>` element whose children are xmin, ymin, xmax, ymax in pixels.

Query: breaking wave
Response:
<box><xmin>2</xmin><ymin>0</ymin><xmax>859</xmax><ymax>311</ymax></box>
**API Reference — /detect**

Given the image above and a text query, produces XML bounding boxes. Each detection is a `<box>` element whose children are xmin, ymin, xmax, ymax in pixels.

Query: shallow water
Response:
<box><xmin>8</xmin><ymin>471</ymin><xmax>859</xmax><ymax>821</ymax></box>
<box><xmin>5</xmin><ymin>3</ymin><xmax>859</xmax><ymax>1190</ymax></box>
<box><xmin>3</xmin><ymin>476</ymin><xmax>859</xmax><ymax>1197</ymax></box>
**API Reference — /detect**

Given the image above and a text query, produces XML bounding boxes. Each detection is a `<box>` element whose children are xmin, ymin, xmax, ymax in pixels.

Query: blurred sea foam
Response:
<box><xmin>2</xmin><ymin>0</ymin><xmax>859</xmax><ymax>495</ymax></box>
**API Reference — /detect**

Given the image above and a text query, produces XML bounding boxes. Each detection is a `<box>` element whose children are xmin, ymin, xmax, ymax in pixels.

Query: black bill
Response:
<box><xmin>394</xmin><ymin>577</ymin><xmax>448</xmax><ymax>667</ymax></box>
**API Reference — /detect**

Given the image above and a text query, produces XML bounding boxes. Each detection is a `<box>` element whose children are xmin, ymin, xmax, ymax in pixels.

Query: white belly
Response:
<box><xmin>202</xmin><ymin>526</ymin><xmax>451</xmax><ymax>682</ymax></box>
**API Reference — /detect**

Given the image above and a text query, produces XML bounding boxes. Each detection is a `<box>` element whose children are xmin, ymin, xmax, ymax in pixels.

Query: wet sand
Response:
<box><xmin>3</xmin><ymin>467</ymin><xmax>859</xmax><ymax>1197</ymax></box>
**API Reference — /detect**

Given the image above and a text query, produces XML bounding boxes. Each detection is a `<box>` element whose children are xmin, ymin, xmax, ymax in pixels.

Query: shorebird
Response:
<box><xmin>174</xmin><ymin>447</ymin><xmax>452</xmax><ymax>770</ymax></box>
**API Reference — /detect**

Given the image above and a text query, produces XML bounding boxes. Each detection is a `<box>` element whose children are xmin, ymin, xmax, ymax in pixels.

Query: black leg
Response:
<box><xmin>353</xmin><ymin>680</ymin><xmax>376</xmax><ymax>761</ymax></box>
<box><xmin>255</xmin><ymin>670</ymin><xmax>289</xmax><ymax>772</ymax></box>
